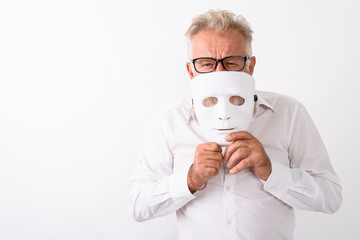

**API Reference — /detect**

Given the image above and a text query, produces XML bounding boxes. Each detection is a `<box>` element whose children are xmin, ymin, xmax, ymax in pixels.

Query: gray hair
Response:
<box><xmin>185</xmin><ymin>9</ymin><xmax>254</xmax><ymax>60</ymax></box>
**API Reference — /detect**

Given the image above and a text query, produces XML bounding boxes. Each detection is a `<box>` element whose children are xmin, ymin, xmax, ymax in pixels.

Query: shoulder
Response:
<box><xmin>151</xmin><ymin>98</ymin><xmax>194</xmax><ymax>148</ymax></box>
<box><xmin>139</xmin><ymin>99</ymin><xmax>192</xmax><ymax>146</ymax></box>
<box><xmin>158</xmin><ymin>98</ymin><xmax>192</xmax><ymax>123</ymax></box>
<box><xmin>256</xmin><ymin>90</ymin><xmax>305</xmax><ymax>113</ymax></box>
<box><xmin>147</xmin><ymin>98</ymin><xmax>192</xmax><ymax>138</ymax></box>
<box><xmin>257</xmin><ymin>90</ymin><xmax>300</xmax><ymax>105</ymax></box>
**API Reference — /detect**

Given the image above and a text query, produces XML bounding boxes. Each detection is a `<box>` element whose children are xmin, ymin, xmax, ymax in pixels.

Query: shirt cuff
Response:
<box><xmin>168</xmin><ymin>164</ymin><xmax>196</xmax><ymax>201</ymax></box>
<box><xmin>263</xmin><ymin>161</ymin><xmax>292</xmax><ymax>198</ymax></box>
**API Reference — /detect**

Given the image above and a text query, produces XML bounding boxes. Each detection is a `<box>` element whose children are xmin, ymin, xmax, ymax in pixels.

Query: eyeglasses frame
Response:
<box><xmin>191</xmin><ymin>55</ymin><xmax>250</xmax><ymax>73</ymax></box>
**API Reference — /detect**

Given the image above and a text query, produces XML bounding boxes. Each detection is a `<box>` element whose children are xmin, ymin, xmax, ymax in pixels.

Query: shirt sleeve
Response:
<box><xmin>128</xmin><ymin>115</ymin><xmax>195</xmax><ymax>222</ymax></box>
<box><xmin>263</xmin><ymin>103</ymin><xmax>342</xmax><ymax>213</ymax></box>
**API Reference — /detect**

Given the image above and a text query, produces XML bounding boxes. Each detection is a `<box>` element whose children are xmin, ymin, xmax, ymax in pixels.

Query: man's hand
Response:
<box><xmin>224</xmin><ymin>131</ymin><xmax>271</xmax><ymax>181</ymax></box>
<box><xmin>188</xmin><ymin>142</ymin><xmax>223</xmax><ymax>193</ymax></box>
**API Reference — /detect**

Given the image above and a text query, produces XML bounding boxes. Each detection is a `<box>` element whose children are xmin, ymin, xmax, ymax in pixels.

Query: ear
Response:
<box><xmin>186</xmin><ymin>62</ymin><xmax>195</xmax><ymax>79</ymax></box>
<box><xmin>248</xmin><ymin>56</ymin><xmax>256</xmax><ymax>76</ymax></box>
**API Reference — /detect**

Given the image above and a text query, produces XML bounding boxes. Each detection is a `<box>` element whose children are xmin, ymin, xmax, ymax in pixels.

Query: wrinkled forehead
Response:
<box><xmin>191</xmin><ymin>71</ymin><xmax>255</xmax><ymax>97</ymax></box>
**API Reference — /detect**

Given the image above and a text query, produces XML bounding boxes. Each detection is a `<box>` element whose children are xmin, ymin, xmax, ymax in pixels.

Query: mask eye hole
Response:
<box><xmin>229</xmin><ymin>96</ymin><xmax>245</xmax><ymax>106</ymax></box>
<box><xmin>202</xmin><ymin>97</ymin><xmax>218</xmax><ymax>107</ymax></box>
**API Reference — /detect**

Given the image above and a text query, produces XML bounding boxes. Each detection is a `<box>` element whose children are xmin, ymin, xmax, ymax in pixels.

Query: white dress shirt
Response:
<box><xmin>129</xmin><ymin>91</ymin><xmax>342</xmax><ymax>240</ymax></box>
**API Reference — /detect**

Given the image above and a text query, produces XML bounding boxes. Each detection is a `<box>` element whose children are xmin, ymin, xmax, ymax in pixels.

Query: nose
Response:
<box><xmin>218</xmin><ymin>99</ymin><xmax>231</xmax><ymax>120</ymax></box>
<box><xmin>214</xmin><ymin>61</ymin><xmax>226</xmax><ymax>72</ymax></box>
<box><xmin>219</xmin><ymin>117</ymin><xmax>230</xmax><ymax>120</ymax></box>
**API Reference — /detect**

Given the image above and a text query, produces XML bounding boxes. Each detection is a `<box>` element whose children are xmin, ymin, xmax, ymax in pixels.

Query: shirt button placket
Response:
<box><xmin>223</xmin><ymin>161</ymin><xmax>237</xmax><ymax>240</ymax></box>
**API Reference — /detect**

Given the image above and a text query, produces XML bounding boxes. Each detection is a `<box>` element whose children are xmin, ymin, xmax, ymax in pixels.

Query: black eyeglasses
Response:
<box><xmin>192</xmin><ymin>55</ymin><xmax>250</xmax><ymax>73</ymax></box>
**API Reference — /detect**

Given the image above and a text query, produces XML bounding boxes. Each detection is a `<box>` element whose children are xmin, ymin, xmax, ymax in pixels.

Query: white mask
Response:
<box><xmin>191</xmin><ymin>71</ymin><xmax>256</xmax><ymax>146</ymax></box>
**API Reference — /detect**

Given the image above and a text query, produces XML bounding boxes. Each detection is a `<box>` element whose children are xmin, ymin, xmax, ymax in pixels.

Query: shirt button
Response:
<box><xmin>225</xmin><ymin>186</ymin><xmax>231</xmax><ymax>191</ymax></box>
<box><xmin>269</xmin><ymin>186</ymin><xmax>277</xmax><ymax>191</ymax></box>
<box><xmin>227</xmin><ymin>219</ymin><xmax>232</xmax><ymax>225</ymax></box>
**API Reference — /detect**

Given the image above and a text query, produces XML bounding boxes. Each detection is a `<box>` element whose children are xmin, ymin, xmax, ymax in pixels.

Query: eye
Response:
<box><xmin>229</xmin><ymin>96</ymin><xmax>245</xmax><ymax>106</ymax></box>
<box><xmin>225</xmin><ymin>61</ymin><xmax>239</xmax><ymax>66</ymax></box>
<box><xmin>202</xmin><ymin>97</ymin><xmax>218</xmax><ymax>107</ymax></box>
<box><xmin>195</xmin><ymin>59</ymin><xmax>216</xmax><ymax>71</ymax></box>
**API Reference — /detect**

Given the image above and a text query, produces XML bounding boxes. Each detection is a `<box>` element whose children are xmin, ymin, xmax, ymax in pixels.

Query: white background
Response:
<box><xmin>0</xmin><ymin>0</ymin><xmax>359</xmax><ymax>239</ymax></box>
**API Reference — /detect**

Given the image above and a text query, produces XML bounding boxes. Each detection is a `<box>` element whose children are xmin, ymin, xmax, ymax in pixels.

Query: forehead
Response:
<box><xmin>191</xmin><ymin>29</ymin><xmax>247</xmax><ymax>58</ymax></box>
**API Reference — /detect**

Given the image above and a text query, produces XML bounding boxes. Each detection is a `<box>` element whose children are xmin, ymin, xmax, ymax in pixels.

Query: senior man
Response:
<box><xmin>129</xmin><ymin>9</ymin><xmax>342</xmax><ymax>240</ymax></box>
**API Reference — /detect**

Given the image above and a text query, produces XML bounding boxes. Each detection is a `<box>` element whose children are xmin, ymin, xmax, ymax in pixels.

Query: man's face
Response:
<box><xmin>186</xmin><ymin>29</ymin><xmax>256</xmax><ymax>79</ymax></box>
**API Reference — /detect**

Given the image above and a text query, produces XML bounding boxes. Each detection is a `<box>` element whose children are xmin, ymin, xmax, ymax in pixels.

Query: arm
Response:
<box><xmin>263</xmin><ymin>103</ymin><xmax>342</xmax><ymax>213</ymax></box>
<box><xmin>263</xmin><ymin>161</ymin><xmax>342</xmax><ymax>213</ymax></box>
<box><xmin>128</xmin><ymin>117</ymin><xmax>195</xmax><ymax>222</ymax></box>
<box><xmin>224</xmin><ymin>103</ymin><xmax>342</xmax><ymax>213</ymax></box>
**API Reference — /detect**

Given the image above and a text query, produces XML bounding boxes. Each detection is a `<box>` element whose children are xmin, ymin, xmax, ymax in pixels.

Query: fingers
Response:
<box><xmin>197</xmin><ymin>142</ymin><xmax>222</xmax><ymax>152</ymax></box>
<box><xmin>229</xmin><ymin>158</ymin><xmax>251</xmax><ymax>175</ymax></box>
<box><xmin>226</xmin><ymin>146</ymin><xmax>250</xmax><ymax>169</ymax></box>
<box><xmin>192</xmin><ymin>142</ymin><xmax>223</xmax><ymax>182</ymax></box>
<box><xmin>228</xmin><ymin>156</ymin><xmax>271</xmax><ymax>180</ymax></box>
<box><xmin>227</xmin><ymin>150</ymin><xmax>271</xmax><ymax>180</ymax></box>
<box><xmin>225</xmin><ymin>131</ymin><xmax>254</xmax><ymax>142</ymax></box>
<box><xmin>224</xmin><ymin>131</ymin><xmax>272</xmax><ymax>180</ymax></box>
<box><xmin>224</xmin><ymin>140</ymin><xmax>248</xmax><ymax>161</ymax></box>
<box><xmin>194</xmin><ymin>151</ymin><xmax>223</xmax><ymax>172</ymax></box>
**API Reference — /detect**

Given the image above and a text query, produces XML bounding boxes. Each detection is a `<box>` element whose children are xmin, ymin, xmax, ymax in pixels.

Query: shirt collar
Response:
<box><xmin>255</xmin><ymin>91</ymin><xmax>275</xmax><ymax>112</ymax></box>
